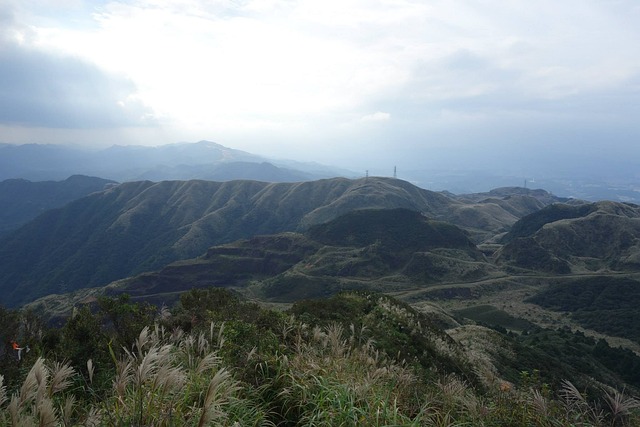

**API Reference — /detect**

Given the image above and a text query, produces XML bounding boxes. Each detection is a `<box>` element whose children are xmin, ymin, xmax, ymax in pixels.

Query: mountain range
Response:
<box><xmin>4</xmin><ymin>139</ymin><xmax>640</xmax><ymax>202</ymax></box>
<box><xmin>3</xmin><ymin>175</ymin><xmax>637</xmax><ymax>354</ymax></box>
<box><xmin>1</xmin><ymin>145</ymin><xmax>640</xmax><ymax>406</ymax></box>
<box><xmin>0</xmin><ymin>140</ymin><xmax>348</xmax><ymax>182</ymax></box>
<box><xmin>0</xmin><ymin>177</ymin><xmax>569</xmax><ymax>307</ymax></box>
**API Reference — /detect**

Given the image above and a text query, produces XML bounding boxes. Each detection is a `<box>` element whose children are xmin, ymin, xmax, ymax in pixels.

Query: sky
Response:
<box><xmin>1</xmin><ymin>0</ymin><xmax>640</xmax><ymax>175</ymax></box>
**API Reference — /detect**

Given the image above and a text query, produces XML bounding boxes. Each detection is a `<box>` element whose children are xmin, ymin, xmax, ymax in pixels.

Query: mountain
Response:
<box><xmin>0</xmin><ymin>175</ymin><xmax>117</xmax><ymax>236</ymax></box>
<box><xmin>0</xmin><ymin>178</ymin><xmax>561</xmax><ymax>307</ymax></box>
<box><xmin>0</xmin><ymin>140</ymin><xmax>346</xmax><ymax>182</ymax></box>
<box><xmin>497</xmin><ymin>201</ymin><xmax>640</xmax><ymax>273</ymax></box>
<box><xmin>133</xmin><ymin>161</ymin><xmax>315</xmax><ymax>182</ymax></box>
<box><xmin>102</xmin><ymin>208</ymin><xmax>491</xmax><ymax>305</ymax></box>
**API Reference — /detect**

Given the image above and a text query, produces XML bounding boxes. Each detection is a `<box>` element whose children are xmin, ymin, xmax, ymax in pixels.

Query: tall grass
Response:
<box><xmin>1</xmin><ymin>318</ymin><xmax>639</xmax><ymax>427</ymax></box>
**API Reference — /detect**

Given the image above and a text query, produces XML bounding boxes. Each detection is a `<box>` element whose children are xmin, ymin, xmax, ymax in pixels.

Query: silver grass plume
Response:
<box><xmin>197</xmin><ymin>368</ymin><xmax>240</xmax><ymax>427</ymax></box>
<box><xmin>0</xmin><ymin>374</ymin><xmax>7</xmax><ymax>408</ymax></box>
<box><xmin>86</xmin><ymin>359</ymin><xmax>94</xmax><ymax>384</ymax></box>
<box><xmin>603</xmin><ymin>387</ymin><xmax>640</xmax><ymax>423</ymax></box>
<box><xmin>49</xmin><ymin>360</ymin><xmax>75</xmax><ymax>395</ymax></box>
<box><xmin>19</xmin><ymin>357</ymin><xmax>46</xmax><ymax>407</ymax></box>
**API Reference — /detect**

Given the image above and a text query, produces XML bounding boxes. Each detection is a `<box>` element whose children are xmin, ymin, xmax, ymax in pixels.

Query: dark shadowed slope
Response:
<box><xmin>0</xmin><ymin>175</ymin><xmax>116</xmax><ymax>236</ymax></box>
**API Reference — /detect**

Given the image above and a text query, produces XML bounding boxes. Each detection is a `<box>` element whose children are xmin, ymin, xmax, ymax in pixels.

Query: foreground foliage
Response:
<box><xmin>1</xmin><ymin>290</ymin><xmax>639</xmax><ymax>426</ymax></box>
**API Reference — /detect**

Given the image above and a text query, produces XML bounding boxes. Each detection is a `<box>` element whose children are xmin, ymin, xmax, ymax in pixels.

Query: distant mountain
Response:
<box><xmin>134</xmin><ymin>161</ymin><xmax>315</xmax><ymax>182</ymax></box>
<box><xmin>497</xmin><ymin>201</ymin><xmax>640</xmax><ymax>272</ymax></box>
<box><xmin>0</xmin><ymin>175</ymin><xmax>117</xmax><ymax>236</ymax></box>
<box><xmin>0</xmin><ymin>140</ymin><xmax>347</xmax><ymax>182</ymax></box>
<box><xmin>0</xmin><ymin>177</ymin><xmax>560</xmax><ymax>307</ymax></box>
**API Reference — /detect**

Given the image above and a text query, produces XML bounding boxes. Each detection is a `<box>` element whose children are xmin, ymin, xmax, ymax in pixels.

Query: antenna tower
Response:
<box><xmin>393</xmin><ymin>166</ymin><xmax>397</xmax><ymax>179</ymax></box>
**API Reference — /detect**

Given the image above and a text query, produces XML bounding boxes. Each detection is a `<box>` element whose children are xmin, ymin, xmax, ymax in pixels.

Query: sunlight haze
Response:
<box><xmin>1</xmin><ymin>0</ymin><xmax>639</xmax><ymax>174</ymax></box>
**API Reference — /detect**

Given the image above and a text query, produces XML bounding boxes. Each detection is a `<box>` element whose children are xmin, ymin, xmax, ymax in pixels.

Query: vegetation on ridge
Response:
<box><xmin>0</xmin><ymin>178</ymin><xmax>563</xmax><ymax>307</ymax></box>
<box><xmin>1</xmin><ymin>289</ymin><xmax>639</xmax><ymax>426</ymax></box>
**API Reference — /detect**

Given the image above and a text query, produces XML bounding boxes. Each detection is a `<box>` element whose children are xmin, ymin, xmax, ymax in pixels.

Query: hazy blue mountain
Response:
<box><xmin>403</xmin><ymin>168</ymin><xmax>640</xmax><ymax>204</ymax></box>
<box><xmin>0</xmin><ymin>140</ymin><xmax>349</xmax><ymax>182</ymax></box>
<box><xmin>134</xmin><ymin>161</ymin><xmax>315</xmax><ymax>182</ymax></box>
<box><xmin>0</xmin><ymin>175</ymin><xmax>117</xmax><ymax>236</ymax></box>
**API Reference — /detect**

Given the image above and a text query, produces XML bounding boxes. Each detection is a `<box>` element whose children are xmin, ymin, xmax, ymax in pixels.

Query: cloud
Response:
<box><xmin>360</xmin><ymin>111</ymin><xmax>390</xmax><ymax>122</ymax></box>
<box><xmin>1</xmin><ymin>0</ymin><xmax>639</xmax><ymax>176</ymax></box>
<box><xmin>0</xmin><ymin>6</ymin><xmax>153</xmax><ymax>129</ymax></box>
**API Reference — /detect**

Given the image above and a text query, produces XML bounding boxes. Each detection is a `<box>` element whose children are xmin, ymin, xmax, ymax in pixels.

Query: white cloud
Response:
<box><xmin>360</xmin><ymin>111</ymin><xmax>390</xmax><ymax>122</ymax></box>
<box><xmin>2</xmin><ymin>0</ymin><xmax>640</xmax><ymax>170</ymax></box>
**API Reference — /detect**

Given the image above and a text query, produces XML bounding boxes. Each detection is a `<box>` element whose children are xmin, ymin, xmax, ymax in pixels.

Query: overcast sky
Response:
<box><xmin>1</xmin><ymin>0</ymin><xmax>639</xmax><ymax>174</ymax></box>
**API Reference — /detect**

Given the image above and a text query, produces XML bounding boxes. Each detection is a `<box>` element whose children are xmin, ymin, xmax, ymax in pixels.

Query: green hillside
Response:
<box><xmin>527</xmin><ymin>276</ymin><xmax>640</xmax><ymax>343</ymax></box>
<box><xmin>0</xmin><ymin>178</ymin><xmax>557</xmax><ymax>307</ymax></box>
<box><xmin>497</xmin><ymin>201</ymin><xmax>640</xmax><ymax>273</ymax></box>
<box><xmin>91</xmin><ymin>208</ymin><xmax>494</xmax><ymax>306</ymax></box>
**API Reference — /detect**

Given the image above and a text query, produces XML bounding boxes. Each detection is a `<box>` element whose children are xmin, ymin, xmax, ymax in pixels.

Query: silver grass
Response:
<box><xmin>181</xmin><ymin>334</ymin><xmax>197</xmax><ymax>370</ymax></box>
<box><xmin>113</xmin><ymin>358</ymin><xmax>133</xmax><ymax>398</ymax></box>
<box><xmin>0</xmin><ymin>374</ymin><xmax>7</xmax><ymax>408</ymax></box>
<box><xmin>135</xmin><ymin>326</ymin><xmax>152</xmax><ymax>356</ymax></box>
<box><xmin>196</xmin><ymin>351</ymin><xmax>222</xmax><ymax>375</ymax></box>
<box><xmin>86</xmin><ymin>359</ymin><xmax>94</xmax><ymax>384</ymax></box>
<box><xmin>8</xmin><ymin>395</ymin><xmax>19</xmax><ymax>425</ymax></box>
<box><xmin>134</xmin><ymin>344</ymin><xmax>172</xmax><ymax>388</ymax></box>
<box><xmin>49</xmin><ymin>360</ymin><xmax>75</xmax><ymax>395</ymax></box>
<box><xmin>153</xmin><ymin>363</ymin><xmax>187</xmax><ymax>397</ymax></box>
<box><xmin>246</xmin><ymin>346</ymin><xmax>258</xmax><ymax>361</ymax></box>
<box><xmin>197</xmin><ymin>368</ymin><xmax>239</xmax><ymax>427</ymax></box>
<box><xmin>529</xmin><ymin>388</ymin><xmax>550</xmax><ymax>418</ymax></box>
<box><xmin>154</xmin><ymin>323</ymin><xmax>168</xmax><ymax>341</ymax></box>
<box><xmin>61</xmin><ymin>394</ymin><xmax>76</xmax><ymax>426</ymax></box>
<box><xmin>197</xmin><ymin>332</ymin><xmax>209</xmax><ymax>355</ymax></box>
<box><xmin>439</xmin><ymin>374</ymin><xmax>468</xmax><ymax>403</ymax></box>
<box><xmin>171</xmin><ymin>326</ymin><xmax>185</xmax><ymax>343</ymax></box>
<box><xmin>19</xmin><ymin>357</ymin><xmax>46</xmax><ymax>406</ymax></box>
<box><xmin>281</xmin><ymin>318</ymin><xmax>295</xmax><ymax>341</ymax></box>
<box><xmin>560</xmin><ymin>380</ymin><xmax>605</xmax><ymax>425</ymax></box>
<box><xmin>36</xmin><ymin>372</ymin><xmax>48</xmax><ymax>411</ymax></box>
<box><xmin>216</xmin><ymin>321</ymin><xmax>226</xmax><ymax>349</ymax></box>
<box><xmin>604</xmin><ymin>387</ymin><xmax>640</xmax><ymax>421</ymax></box>
<box><xmin>37</xmin><ymin>397</ymin><xmax>57</xmax><ymax>427</ymax></box>
<box><xmin>325</xmin><ymin>323</ymin><xmax>346</xmax><ymax>357</ymax></box>
<box><xmin>159</xmin><ymin>304</ymin><xmax>171</xmax><ymax>320</ymax></box>
<box><xmin>84</xmin><ymin>407</ymin><xmax>102</xmax><ymax>427</ymax></box>
<box><xmin>183</xmin><ymin>334</ymin><xmax>196</xmax><ymax>351</ymax></box>
<box><xmin>560</xmin><ymin>379</ymin><xmax>586</xmax><ymax>411</ymax></box>
<box><xmin>311</xmin><ymin>326</ymin><xmax>326</xmax><ymax>346</ymax></box>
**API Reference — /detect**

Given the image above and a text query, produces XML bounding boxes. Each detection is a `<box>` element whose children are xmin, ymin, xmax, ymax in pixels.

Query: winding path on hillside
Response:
<box><xmin>391</xmin><ymin>271</ymin><xmax>640</xmax><ymax>355</ymax></box>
